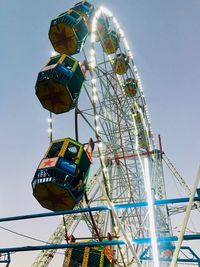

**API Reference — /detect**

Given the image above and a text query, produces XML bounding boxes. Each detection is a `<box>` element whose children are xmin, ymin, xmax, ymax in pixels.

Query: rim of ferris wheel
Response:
<box><xmin>90</xmin><ymin>6</ymin><xmax>159</xmax><ymax>266</ymax></box>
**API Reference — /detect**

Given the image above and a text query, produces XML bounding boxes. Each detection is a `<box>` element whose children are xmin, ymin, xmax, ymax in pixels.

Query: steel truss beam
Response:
<box><xmin>140</xmin><ymin>246</ymin><xmax>200</xmax><ymax>264</ymax></box>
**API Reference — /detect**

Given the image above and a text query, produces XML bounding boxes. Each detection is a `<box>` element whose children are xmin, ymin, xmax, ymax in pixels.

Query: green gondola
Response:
<box><xmin>32</xmin><ymin>137</ymin><xmax>93</xmax><ymax>211</ymax></box>
<box><xmin>65</xmin><ymin>244</ymin><xmax>112</xmax><ymax>267</ymax></box>
<box><xmin>35</xmin><ymin>54</ymin><xmax>85</xmax><ymax>114</ymax></box>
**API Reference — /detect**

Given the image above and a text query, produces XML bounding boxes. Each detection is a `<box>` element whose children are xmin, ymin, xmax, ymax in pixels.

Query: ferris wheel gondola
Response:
<box><xmin>35</xmin><ymin>54</ymin><xmax>85</xmax><ymax>114</ymax></box>
<box><xmin>32</xmin><ymin>137</ymin><xmax>93</xmax><ymax>211</ymax></box>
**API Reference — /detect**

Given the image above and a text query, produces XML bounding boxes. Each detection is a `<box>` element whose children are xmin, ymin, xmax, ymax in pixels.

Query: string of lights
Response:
<box><xmin>90</xmin><ymin>6</ymin><xmax>159</xmax><ymax>267</ymax></box>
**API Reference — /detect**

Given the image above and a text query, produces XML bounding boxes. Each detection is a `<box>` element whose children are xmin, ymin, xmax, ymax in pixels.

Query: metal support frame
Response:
<box><xmin>170</xmin><ymin>166</ymin><xmax>200</xmax><ymax>267</ymax></box>
<box><xmin>140</xmin><ymin>245</ymin><xmax>200</xmax><ymax>264</ymax></box>
<box><xmin>1</xmin><ymin>195</ymin><xmax>200</xmax><ymax>263</ymax></box>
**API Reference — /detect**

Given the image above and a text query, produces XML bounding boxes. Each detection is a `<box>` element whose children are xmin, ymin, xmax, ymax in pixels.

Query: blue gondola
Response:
<box><xmin>72</xmin><ymin>1</ymin><xmax>95</xmax><ymax>31</ymax></box>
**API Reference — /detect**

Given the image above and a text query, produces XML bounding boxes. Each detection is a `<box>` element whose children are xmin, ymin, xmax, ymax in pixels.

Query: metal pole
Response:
<box><xmin>1</xmin><ymin>235</ymin><xmax>200</xmax><ymax>254</ymax></box>
<box><xmin>0</xmin><ymin>197</ymin><xmax>200</xmax><ymax>223</ymax></box>
<box><xmin>170</xmin><ymin>166</ymin><xmax>200</xmax><ymax>267</ymax></box>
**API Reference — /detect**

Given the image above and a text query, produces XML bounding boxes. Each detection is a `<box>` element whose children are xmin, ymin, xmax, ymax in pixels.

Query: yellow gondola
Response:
<box><xmin>49</xmin><ymin>9</ymin><xmax>88</xmax><ymax>55</ymax></box>
<box><xmin>113</xmin><ymin>53</ymin><xmax>129</xmax><ymax>75</ymax></box>
<box><xmin>124</xmin><ymin>78</ymin><xmax>137</xmax><ymax>97</ymax></box>
<box><xmin>101</xmin><ymin>30</ymin><xmax>120</xmax><ymax>54</ymax></box>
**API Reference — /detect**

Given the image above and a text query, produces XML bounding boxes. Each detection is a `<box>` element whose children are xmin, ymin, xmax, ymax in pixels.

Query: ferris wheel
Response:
<box><xmin>16</xmin><ymin>1</ymin><xmax>200</xmax><ymax>267</ymax></box>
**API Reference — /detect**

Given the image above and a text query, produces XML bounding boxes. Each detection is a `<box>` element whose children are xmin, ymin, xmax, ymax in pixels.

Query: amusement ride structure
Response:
<box><xmin>0</xmin><ymin>1</ymin><xmax>200</xmax><ymax>266</ymax></box>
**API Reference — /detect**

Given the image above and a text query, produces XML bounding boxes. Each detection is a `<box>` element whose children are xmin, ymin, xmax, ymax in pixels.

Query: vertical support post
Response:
<box><xmin>143</xmin><ymin>157</ymin><xmax>160</xmax><ymax>267</ymax></box>
<box><xmin>75</xmin><ymin>103</ymin><xmax>79</xmax><ymax>142</ymax></box>
<box><xmin>170</xmin><ymin>166</ymin><xmax>200</xmax><ymax>267</ymax></box>
<box><xmin>158</xmin><ymin>134</ymin><xmax>163</xmax><ymax>157</ymax></box>
<box><xmin>97</xmin><ymin>180</ymin><xmax>142</xmax><ymax>267</ymax></box>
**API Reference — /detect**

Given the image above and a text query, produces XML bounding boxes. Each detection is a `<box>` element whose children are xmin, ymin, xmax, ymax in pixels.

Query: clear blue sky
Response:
<box><xmin>0</xmin><ymin>0</ymin><xmax>200</xmax><ymax>266</ymax></box>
